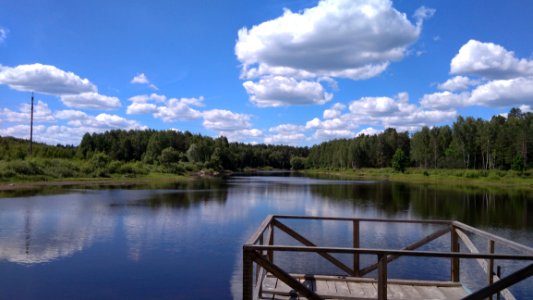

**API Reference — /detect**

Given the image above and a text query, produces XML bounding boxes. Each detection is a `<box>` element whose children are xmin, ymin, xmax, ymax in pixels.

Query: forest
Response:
<box><xmin>0</xmin><ymin>108</ymin><xmax>531</xmax><ymax>180</ymax></box>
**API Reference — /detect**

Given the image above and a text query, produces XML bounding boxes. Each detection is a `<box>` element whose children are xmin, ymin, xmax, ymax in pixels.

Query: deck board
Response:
<box><xmin>259</xmin><ymin>274</ymin><xmax>467</xmax><ymax>300</ymax></box>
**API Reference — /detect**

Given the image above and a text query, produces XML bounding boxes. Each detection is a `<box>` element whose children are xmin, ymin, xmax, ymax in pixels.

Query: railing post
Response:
<box><xmin>353</xmin><ymin>220</ymin><xmax>360</xmax><ymax>276</ymax></box>
<box><xmin>377</xmin><ymin>254</ymin><xmax>388</xmax><ymax>300</ymax></box>
<box><xmin>268</xmin><ymin>224</ymin><xmax>274</xmax><ymax>263</ymax></box>
<box><xmin>488</xmin><ymin>239</ymin><xmax>495</xmax><ymax>300</ymax></box>
<box><xmin>243</xmin><ymin>248</ymin><xmax>254</xmax><ymax>300</ymax></box>
<box><xmin>451</xmin><ymin>225</ymin><xmax>460</xmax><ymax>282</ymax></box>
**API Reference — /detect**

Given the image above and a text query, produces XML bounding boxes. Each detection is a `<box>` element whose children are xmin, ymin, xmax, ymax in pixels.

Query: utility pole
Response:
<box><xmin>30</xmin><ymin>92</ymin><xmax>34</xmax><ymax>156</ymax></box>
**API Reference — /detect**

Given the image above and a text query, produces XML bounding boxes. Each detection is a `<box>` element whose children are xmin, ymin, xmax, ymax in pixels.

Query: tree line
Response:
<box><xmin>307</xmin><ymin>108</ymin><xmax>532</xmax><ymax>172</ymax></box>
<box><xmin>0</xmin><ymin>108</ymin><xmax>531</xmax><ymax>180</ymax></box>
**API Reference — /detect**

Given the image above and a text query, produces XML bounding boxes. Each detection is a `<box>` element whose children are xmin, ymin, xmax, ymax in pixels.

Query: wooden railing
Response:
<box><xmin>243</xmin><ymin>215</ymin><xmax>533</xmax><ymax>300</ymax></box>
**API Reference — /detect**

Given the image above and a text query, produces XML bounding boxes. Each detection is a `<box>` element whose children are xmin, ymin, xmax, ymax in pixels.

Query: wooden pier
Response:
<box><xmin>243</xmin><ymin>215</ymin><xmax>533</xmax><ymax>300</ymax></box>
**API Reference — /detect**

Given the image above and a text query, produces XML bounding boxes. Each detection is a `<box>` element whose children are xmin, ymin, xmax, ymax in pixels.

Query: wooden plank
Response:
<box><xmin>387</xmin><ymin>284</ymin><xmax>406</xmax><ymax>299</ymax></box>
<box><xmin>335</xmin><ymin>280</ymin><xmax>351</xmax><ymax>297</ymax></box>
<box><xmin>399</xmin><ymin>285</ymin><xmax>424</xmax><ymax>299</ymax></box>
<box><xmin>347</xmin><ymin>281</ymin><xmax>367</xmax><ymax>298</ymax></box>
<box><xmin>438</xmin><ymin>286</ymin><xmax>467</xmax><ymax>299</ymax></box>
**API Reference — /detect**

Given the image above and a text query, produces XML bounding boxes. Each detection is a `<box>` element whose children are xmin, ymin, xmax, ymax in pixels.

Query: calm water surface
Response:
<box><xmin>0</xmin><ymin>175</ymin><xmax>531</xmax><ymax>299</ymax></box>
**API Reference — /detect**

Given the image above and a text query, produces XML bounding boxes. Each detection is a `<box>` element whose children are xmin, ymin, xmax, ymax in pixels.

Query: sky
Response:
<box><xmin>1</xmin><ymin>0</ymin><xmax>533</xmax><ymax>146</ymax></box>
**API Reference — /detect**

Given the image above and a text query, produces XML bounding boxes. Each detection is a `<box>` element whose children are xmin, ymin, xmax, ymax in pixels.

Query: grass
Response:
<box><xmin>303</xmin><ymin>168</ymin><xmax>533</xmax><ymax>190</ymax></box>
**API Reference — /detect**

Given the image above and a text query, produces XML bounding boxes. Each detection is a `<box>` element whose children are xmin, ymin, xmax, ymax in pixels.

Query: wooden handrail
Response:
<box><xmin>461</xmin><ymin>263</ymin><xmax>533</xmax><ymax>300</ymax></box>
<box><xmin>244</xmin><ymin>216</ymin><xmax>533</xmax><ymax>300</ymax></box>
<box><xmin>273</xmin><ymin>219</ymin><xmax>355</xmax><ymax>276</ymax></box>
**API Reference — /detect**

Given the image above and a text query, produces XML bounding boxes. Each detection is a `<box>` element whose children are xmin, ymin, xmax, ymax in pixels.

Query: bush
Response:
<box><xmin>290</xmin><ymin>157</ymin><xmax>306</xmax><ymax>170</ymax></box>
<box><xmin>7</xmin><ymin>160</ymin><xmax>44</xmax><ymax>176</ymax></box>
<box><xmin>117</xmin><ymin>162</ymin><xmax>150</xmax><ymax>175</ymax></box>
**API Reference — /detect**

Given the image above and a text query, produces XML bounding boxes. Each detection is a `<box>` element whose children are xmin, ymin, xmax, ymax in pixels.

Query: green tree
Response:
<box><xmin>392</xmin><ymin>148</ymin><xmax>409</xmax><ymax>173</ymax></box>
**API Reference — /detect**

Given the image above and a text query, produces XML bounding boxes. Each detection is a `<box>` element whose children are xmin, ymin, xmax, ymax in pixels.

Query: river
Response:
<box><xmin>0</xmin><ymin>174</ymin><xmax>531</xmax><ymax>299</ymax></box>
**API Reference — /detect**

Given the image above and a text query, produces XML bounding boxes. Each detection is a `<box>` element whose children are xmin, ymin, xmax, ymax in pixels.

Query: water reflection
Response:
<box><xmin>310</xmin><ymin>181</ymin><xmax>533</xmax><ymax>229</ymax></box>
<box><xmin>0</xmin><ymin>176</ymin><xmax>531</xmax><ymax>299</ymax></box>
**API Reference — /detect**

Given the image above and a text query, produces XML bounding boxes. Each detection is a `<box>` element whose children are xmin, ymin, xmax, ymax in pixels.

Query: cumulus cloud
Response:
<box><xmin>420</xmin><ymin>91</ymin><xmax>470</xmax><ymax>109</ymax></box>
<box><xmin>0</xmin><ymin>100</ymin><xmax>144</xmax><ymax>145</ymax></box>
<box><xmin>437</xmin><ymin>76</ymin><xmax>479</xmax><ymax>91</ymax></box>
<box><xmin>469</xmin><ymin>77</ymin><xmax>533</xmax><ymax>107</ymax></box>
<box><xmin>126</xmin><ymin>102</ymin><xmax>158</xmax><ymax>114</ymax></box>
<box><xmin>243</xmin><ymin>76</ymin><xmax>332</xmax><ymax>107</ymax></box>
<box><xmin>356</xmin><ymin>127</ymin><xmax>382</xmax><ymax>136</ymax></box>
<box><xmin>131</xmin><ymin>73</ymin><xmax>158</xmax><ymax>90</ymax></box>
<box><xmin>129</xmin><ymin>93</ymin><xmax>167</xmax><ymax>103</ymax></box>
<box><xmin>323</xmin><ymin>103</ymin><xmax>346</xmax><ymax>119</ymax></box>
<box><xmin>450</xmin><ymin>40</ymin><xmax>533</xmax><ymax>79</ymax></box>
<box><xmin>236</xmin><ymin>0</ymin><xmax>423</xmax><ymax>80</ymax></box>
<box><xmin>0</xmin><ymin>63</ymin><xmax>97</xmax><ymax>95</ymax></box>
<box><xmin>153</xmin><ymin>98</ymin><xmax>202</xmax><ymax>122</ymax></box>
<box><xmin>1</xmin><ymin>100</ymin><xmax>55</xmax><ymax>123</ymax></box>
<box><xmin>60</xmin><ymin>92</ymin><xmax>121</xmax><ymax>110</ymax></box>
<box><xmin>264</xmin><ymin>133</ymin><xmax>306</xmax><ymax>145</ymax></box>
<box><xmin>202</xmin><ymin>109</ymin><xmax>252</xmax><ymax>131</ymax></box>
<box><xmin>236</xmin><ymin>0</ymin><xmax>429</xmax><ymax>107</ymax></box>
<box><xmin>269</xmin><ymin>124</ymin><xmax>305</xmax><ymax>134</ymax></box>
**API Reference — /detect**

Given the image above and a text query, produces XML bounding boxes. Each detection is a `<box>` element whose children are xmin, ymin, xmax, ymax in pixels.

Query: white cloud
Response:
<box><xmin>236</xmin><ymin>0</ymin><xmax>423</xmax><ymax>81</ymax></box>
<box><xmin>202</xmin><ymin>109</ymin><xmax>252</xmax><ymax>131</ymax></box>
<box><xmin>128</xmin><ymin>93</ymin><xmax>167</xmax><ymax>103</ymax></box>
<box><xmin>356</xmin><ymin>127</ymin><xmax>381</xmax><ymax>136</ymax></box>
<box><xmin>93</xmin><ymin>113</ymin><xmax>142</xmax><ymax>129</ymax></box>
<box><xmin>469</xmin><ymin>77</ymin><xmax>533</xmax><ymax>107</ymax></box>
<box><xmin>437</xmin><ymin>76</ymin><xmax>479</xmax><ymax>91</ymax></box>
<box><xmin>313</xmin><ymin>129</ymin><xmax>354</xmax><ymax>140</ymax></box>
<box><xmin>2</xmin><ymin>100</ymin><xmax>55</xmax><ymax>123</ymax></box>
<box><xmin>420</xmin><ymin>91</ymin><xmax>470</xmax><ymax>109</ymax></box>
<box><xmin>0</xmin><ymin>63</ymin><xmax>96</xmax><ymax>95</ymax></box>
<box><xmin>55</xmin><ymin>109</ymin><xmax>89</xmax><ymax>121</ymax></box>
<box><xmin>126</xmin><ymin>102</ymin><xmax>158</xmax><ymax>114</ymax></box>
<box><xmin>243</xmin><ymin>76</ymin><xmax>332</xmax><ymax>107</ymax></box>
<box><xmin>153</xmin><ymin>98</ymin><xmax>202</xmax><ymax>122</ymax></box>
<box><xmin>0</xmin><ymin>27</ymin><xmax>7</xmax><ymax>43</ymax></box>
<box><xmin>264</xmin><ymin>133</ymin><xmax>306</xmax><ymax>145</ymax></box>
<box><xmin>131</xmin><ymin>73</ymin><xmax>158</xmax><ymax>90</ymax></box>
<box><xmin>131</xmin><ymin>73</ymin><xmax>149</xmax><ymax>84</ymax></box>
<box><xmin>269</xmin><ymin>124</ymin><xmax>305</xmax><ymax>134</ymax></box>
<box><xmin>323</xmin><ymin>103</ymin><xmax>346</xmax><ymax>119</ymax></box>
<box><xmin>224</xmin><ymin>129</ymin><xmax>263</xmax><ymax>143</ymax></box>
<box><xmin>0</xmin><ymin>104</ymin><xmax>144</xmax><ymax>145</ymax></box>
<box><xmin>450</xmin><ymin>40</ymin><xmax>533</xmax><ymax>79</ymax></box>
<box><xmin>413</xmin><ymin>6</ymin><xmax>436</xmax><ymax>25</ymax></box>
<box><xmin>60</xmin><ymin>92</ymin><xmax>121</xmax><ymax>110</ymax></box>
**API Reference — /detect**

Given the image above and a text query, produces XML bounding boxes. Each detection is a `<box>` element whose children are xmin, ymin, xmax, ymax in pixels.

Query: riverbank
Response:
<box><xmin>0</xmin><ymin>173</ymin><xmax>193</xmax><ymax>191</ymax></box>
<box><xmin>304</xmin><ymin>168</ymin><xmax>533</xmax><ymax>190</ymax></box>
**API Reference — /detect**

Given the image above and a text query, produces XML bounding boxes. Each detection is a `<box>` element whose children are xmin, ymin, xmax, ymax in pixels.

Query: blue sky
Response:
<box><xmin>1</xmin><ymin>0</ymin><xmax>533</xmax><ymax>146</ymax></box>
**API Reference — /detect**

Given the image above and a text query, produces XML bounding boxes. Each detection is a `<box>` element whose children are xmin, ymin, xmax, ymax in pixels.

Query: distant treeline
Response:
<box><xmin>307</xmin><ymin>108</ymin><xmax>532</xmax><ymax>171</ymax></box>
<box><xmin>77</xmin><ymin>130</ymin><xmax>308</xmax><ymax>170</ymax></box>
<box><xmin>0</xmin><ymin>108</ymin><xmax>532</xmax><ymax>180</ymax></box>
